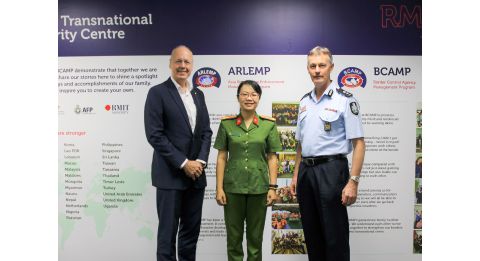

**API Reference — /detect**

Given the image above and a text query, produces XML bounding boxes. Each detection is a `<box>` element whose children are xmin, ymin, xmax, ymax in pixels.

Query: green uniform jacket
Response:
<box><xmin>214</xmin><ymin>113</ymin><xmax>282</xmax><ymax>194</ymax></box>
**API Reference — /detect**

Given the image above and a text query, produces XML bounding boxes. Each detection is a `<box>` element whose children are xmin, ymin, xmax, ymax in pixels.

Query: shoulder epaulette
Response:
<box><xmin>336</xmin><ymin>88</ymin><xmax>353</xmax><ymax>97</ymax></box>
<box><xmin>221</xmin><ymin>115</ymin><xmax>237</xmax><ymax>120</ymax></box>
<box><xmin>259</xmin><ymin>115</ymin><xmax>276</xmax><ymax>122</ymax></box>
<box><xmin>300</xmin><ymin>92</ymin><xmax>310</xmax><ymax>101</ymax></box>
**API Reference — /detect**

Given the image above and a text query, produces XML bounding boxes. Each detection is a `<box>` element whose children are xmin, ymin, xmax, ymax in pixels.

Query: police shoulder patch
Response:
<box><xmin>336</xmin><ymin>88</ymin><xmax>353</xmax><ymax>97</ymax></box>
<box><xmin>300</xmin><ymin>92</ymin><xmax>310</xmax><ymax>101</ymax></box>
<box><xmin>259</xmin><ymin>115</ymin><xmax>276</xmax><ymax>122</ymax></box>
<box><xmin>221</xmin><ymin>115</ymin><xmax>237</xmax><ymax>120</ymax></box>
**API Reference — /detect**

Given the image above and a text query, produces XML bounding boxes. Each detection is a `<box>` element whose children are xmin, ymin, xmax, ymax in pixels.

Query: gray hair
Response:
<box><xmin>170</xmin><ymin>45</ymin><xmax>193</xmax><ymax>57</ymax></box>
<box><xmin>308</xmin><ymin>46</ymin><xmax>333</xmax><ymax>64</ymax></box>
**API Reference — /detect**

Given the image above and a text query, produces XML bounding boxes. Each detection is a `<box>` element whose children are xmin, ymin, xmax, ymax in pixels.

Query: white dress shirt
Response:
<box><xmin>170</xmin><ymin>77</ymin><xmax>206</xmax><ymax>169</ymax></box>
<box><xmin>171</xmin><ymin>77</ymin><xmax>196</xmax><ymax>133</ymax></box>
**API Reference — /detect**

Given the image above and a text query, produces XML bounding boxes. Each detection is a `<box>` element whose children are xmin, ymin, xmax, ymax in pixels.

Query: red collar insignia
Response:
<box><xmin>253</xmin><ymin>115</ymin><xmax>259</xmax><ymax>125</ymax></box>
<box><xmin>236</xmin><ymin>115</ymin><xmax>259</xmax><ymax>126</ymax></box>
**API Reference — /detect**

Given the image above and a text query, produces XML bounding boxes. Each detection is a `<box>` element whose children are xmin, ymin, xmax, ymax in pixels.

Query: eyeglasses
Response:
<box><xmin>239</xmin><ymin>92</ymin><xmax>259</xmax><ymax>98</ymax></box>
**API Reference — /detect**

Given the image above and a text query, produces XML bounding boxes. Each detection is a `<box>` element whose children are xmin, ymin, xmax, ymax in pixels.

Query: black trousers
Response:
<box><xmin>156</xmin><ymin>187</ymin><xmax>205</xmax><ymax>261</ymax></box>
<box><xmin>297</xmin><ymin>158</ymin><xmax>350</xmax><ymax>261</ymax></box>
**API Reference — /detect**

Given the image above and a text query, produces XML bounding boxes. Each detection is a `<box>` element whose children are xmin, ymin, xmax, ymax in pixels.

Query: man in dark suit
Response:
<box><xmin>144</xmin><ymin>45</ymin><xmax>212</xmax><ymax>261</ymax></box>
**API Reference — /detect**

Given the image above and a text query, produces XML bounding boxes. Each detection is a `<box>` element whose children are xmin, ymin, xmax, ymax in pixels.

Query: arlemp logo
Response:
<box><xmin>338</xmin><ymin>67</ymin><xmax>367</xmax><ymax>88</ymax></box>
<box><xmin>192</xmin><ymin>67</ymin><xmax>221</xmax><ymax>88</ymax></box>
<box><xmin>105</xmin><ymin>104</ymin><xmax>129</xmax><ymax>114</ymax></box>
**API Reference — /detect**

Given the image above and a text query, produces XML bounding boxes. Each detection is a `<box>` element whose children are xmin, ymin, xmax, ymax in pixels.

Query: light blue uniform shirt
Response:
<box><xmin>295</xmin><ymin>82</ymin><xmax>364</xmax><ymax>157</ymax></box>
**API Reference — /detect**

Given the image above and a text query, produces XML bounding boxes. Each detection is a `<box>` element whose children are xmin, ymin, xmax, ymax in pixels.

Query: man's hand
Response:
<box><xmin>183</xmin><ymin>160</ymin><xmax>203</xmax><ymax>180</ymax></box>
<box><xmin>290</xmin><ymin>143</ymin><xmax>302</xmax><ymax>196</ymax></box>
<box><xmin>289</xmin><ymin>176</ymin><xmax>297</xmax><ymax>196</ymax></box>
<box><xmin>266</xmin><ymin>189</ymin><xmax>277</xmax><ymax>206</ymax></box>
<box><xmin>341</xmin><ymin>180</ymin><xmax>358</xmax><ymax>206</ymax></box>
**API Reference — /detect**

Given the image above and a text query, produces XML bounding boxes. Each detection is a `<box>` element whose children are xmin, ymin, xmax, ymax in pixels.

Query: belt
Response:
<box><xmin>301</xmin><ymin>155</ymin><xmax>345</xmax><ymax>167</ymax></box>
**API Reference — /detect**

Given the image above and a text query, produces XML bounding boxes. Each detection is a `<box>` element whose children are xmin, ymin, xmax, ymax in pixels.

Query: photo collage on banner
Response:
<box><xmin>271</xmin><ymin>102</ymin><xmax>307</xmax><ymax>255</ymax></box>
<box><xmin>413</xmin><ymin>102</ymin><xmax>422</xmax><ymax>254</ymax></box>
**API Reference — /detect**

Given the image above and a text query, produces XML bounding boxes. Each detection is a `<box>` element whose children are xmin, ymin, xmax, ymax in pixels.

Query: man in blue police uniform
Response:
<box><xmin>290</xmin><ymin>46</ymin><xmax>365</xmax><ymax>261</ymax></box>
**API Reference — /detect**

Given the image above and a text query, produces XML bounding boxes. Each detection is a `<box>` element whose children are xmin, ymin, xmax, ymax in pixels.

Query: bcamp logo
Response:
<box><xmin>374</xmin><ymin>67</ymin><xmax>411</xmax><ymax>76</ymax></box>
<box><xmin>105</xmin><ymin>104</ymin><xmax>129</xmax><ymax>114</ymax></box>
<box><xmin>74</xmin><ymin>105</ymin><xmax>95</xmax><ymax>114</ymax></box>
<box><xmin>337</xmin><ymin>67</ymin><xmax>367</xmax><ymax>89</ymax></box>
<box><xmin>192</xmin><ymin>67</ymin><xmax>221</xmax><ymax>88</ymax></box>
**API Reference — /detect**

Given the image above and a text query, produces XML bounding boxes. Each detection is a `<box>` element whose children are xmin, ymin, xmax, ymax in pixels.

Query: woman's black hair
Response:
<box><xmin>236</xmin><ymin>80</ymin><xmax>262</xmax><ymax>98</ymax></box>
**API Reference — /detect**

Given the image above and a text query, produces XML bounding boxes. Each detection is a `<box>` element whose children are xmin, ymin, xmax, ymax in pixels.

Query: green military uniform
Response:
<box><xmin>214</xmin><ymin>113</ymin><xmax>282</xmax><ymax>261</ymax></box>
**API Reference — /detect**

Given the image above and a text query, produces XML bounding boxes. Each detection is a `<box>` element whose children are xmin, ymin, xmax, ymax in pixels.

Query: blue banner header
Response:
<box><xmin>59</xmin><ymin>0</ymin><xmax>421</xmax><ymax>56</ymax></box>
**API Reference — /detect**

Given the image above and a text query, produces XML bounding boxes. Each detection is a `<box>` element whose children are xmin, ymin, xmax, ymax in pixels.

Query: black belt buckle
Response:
<box><xmin>303</xmin><ymin>158</ymin><xmax>315</xmax><ymax>166</ymax></box>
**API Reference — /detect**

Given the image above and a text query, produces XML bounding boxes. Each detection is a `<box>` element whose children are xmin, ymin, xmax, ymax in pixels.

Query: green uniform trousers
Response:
<box><xmin>224</xmin><ymin>192</ymin><xmax>267</xmax><ymax>261</ymax></box>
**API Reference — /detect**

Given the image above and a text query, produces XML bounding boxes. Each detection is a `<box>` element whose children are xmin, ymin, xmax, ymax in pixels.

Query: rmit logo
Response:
<box><xmin>112</xmin><ymin>105</ymin><xmax>129</xmax><ymax>111</ymax></box>
<box><xmin>374</xmin><ymin>67</ymin><xmax>411</xmax><ymax>76</ymax></box>
<box><xmin>380</xmin><ymin>5</ymin><xmax>421</xmax><ymax>29</ymax></box>
<box><xmin>105</xmin><ymin>104</ymin><xmax>129</xmax><ymax>113</ymax></box>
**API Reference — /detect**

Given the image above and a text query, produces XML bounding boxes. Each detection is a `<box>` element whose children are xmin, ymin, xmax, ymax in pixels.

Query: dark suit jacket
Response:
<box><xmin>144</xmin><ymin>78</ymin><xmax>212</xmax><ymax>189</ymax></box>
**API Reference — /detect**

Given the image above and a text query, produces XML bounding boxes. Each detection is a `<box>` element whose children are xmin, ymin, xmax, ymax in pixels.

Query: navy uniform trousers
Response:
<box><xmin>156</xmin><ymin>187</ymin><xmax>205</xmax><ymax>261</ymax></box>
<box><xmin>297</xmin><ymin>158</ymin><xmax>350</xmax><ymax>261</ymax></box>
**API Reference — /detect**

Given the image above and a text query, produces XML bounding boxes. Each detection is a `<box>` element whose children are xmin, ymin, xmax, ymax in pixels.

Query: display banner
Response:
<box><xmin>59</xmin><ymin>1</ymin><xmax>422</xmax><ymax>260</ymax></box>
<box><xmin>59</xmin><ymin>0</ymin><xmax>421</xmax><ymax>56</ymax></box>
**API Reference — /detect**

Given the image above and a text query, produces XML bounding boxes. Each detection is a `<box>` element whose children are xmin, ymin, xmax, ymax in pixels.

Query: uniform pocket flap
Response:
<box><xmin>319</xmin><ymin>109</ymin><xmax>340</xmax><ymax>122</ymax></box>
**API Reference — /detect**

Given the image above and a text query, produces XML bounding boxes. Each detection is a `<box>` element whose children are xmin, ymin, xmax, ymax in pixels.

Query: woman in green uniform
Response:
<box><xmin>214</xmin><ymin>80</ymin><xmax>282</xmax><ymax>261</ymax></box>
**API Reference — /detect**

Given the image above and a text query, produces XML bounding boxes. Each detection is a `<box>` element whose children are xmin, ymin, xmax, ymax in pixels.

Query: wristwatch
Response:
<box><xmin>350</xmin><ymin>176</ymin><xmax>360</xmax><ymax>183</ymax></box>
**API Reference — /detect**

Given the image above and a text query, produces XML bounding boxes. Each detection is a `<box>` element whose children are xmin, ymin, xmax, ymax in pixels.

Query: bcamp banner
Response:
<box><xmin>58</xmin><ymin>1</ymin><xmax>422</xmax><ymax>260</ymax></box>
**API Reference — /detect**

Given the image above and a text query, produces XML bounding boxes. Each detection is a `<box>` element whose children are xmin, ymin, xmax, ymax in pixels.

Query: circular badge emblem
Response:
<box><xmin>192</xmin><ymin>67</ymin><xmax>221</xmax><ymax>88</ymax></box>
<box><xmin>338</xmin><ymin>67</ymin><xmax>367</xmax><ymax>88</ymax></box>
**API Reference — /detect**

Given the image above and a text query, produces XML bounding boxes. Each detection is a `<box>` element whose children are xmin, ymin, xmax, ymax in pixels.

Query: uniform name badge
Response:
<box><xmin>324</xmin><ymin>121</ymin><xmax>331</xmax><ymax>131</ymax></box>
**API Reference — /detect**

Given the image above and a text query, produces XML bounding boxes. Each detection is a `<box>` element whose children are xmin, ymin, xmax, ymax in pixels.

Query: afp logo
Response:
<box><xmin>74</xmin><ymin>105</ymin><xmax>94</xmax><ymax>114</ymax></box>
<box><xmin>192</xmin><ymin>67</ymin><xmax>221</xmax><ymax>88</ymax></box>
<box><xmin>337</xmin><ymin>67</ymin><xmax>367</xmax><ymax>89</ymax></box>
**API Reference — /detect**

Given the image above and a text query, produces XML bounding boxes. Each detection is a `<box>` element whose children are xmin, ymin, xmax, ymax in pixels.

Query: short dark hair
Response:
<box><xmin>237</xmin><ymin>80</ymin><xmax>262</xmax><ymax>98</ymax></box>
